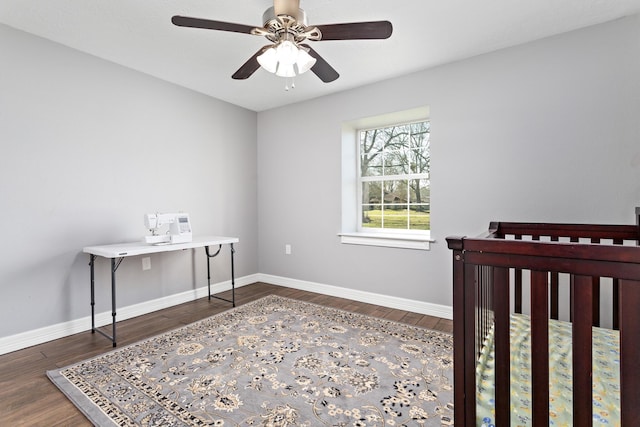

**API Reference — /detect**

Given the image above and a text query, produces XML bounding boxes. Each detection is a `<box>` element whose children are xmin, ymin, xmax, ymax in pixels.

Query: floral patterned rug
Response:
<box><xmin>48</xmin><ymin>295</ymin><xmax>453</xmax><ymax>426</ymax></box>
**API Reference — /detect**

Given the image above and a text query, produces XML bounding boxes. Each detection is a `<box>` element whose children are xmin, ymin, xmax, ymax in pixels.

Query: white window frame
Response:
<box><xmin>339</xmin><ymin>107</ymin><xmax>433</xmax><ymax>250</ymax></box>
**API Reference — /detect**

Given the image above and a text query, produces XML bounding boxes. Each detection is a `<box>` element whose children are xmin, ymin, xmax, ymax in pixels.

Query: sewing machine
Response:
<box><xmin>144</xmin><ymin>213</ymin><xmax>192</xmax><ymax>244</ymax></box>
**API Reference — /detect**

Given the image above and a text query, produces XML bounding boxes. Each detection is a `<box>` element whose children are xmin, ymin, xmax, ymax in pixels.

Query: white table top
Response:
<box><xmin>83</xmin><ymin>236</ymin><xmax>239</xmax><ymax>258</ymax></box>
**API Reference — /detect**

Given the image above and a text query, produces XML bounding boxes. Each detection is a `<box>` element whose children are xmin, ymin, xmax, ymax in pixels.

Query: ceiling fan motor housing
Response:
<box><xmin>263</xmin><ymin>6</ymin><xmax>307</xmax><ymax>26</ymax></box>
<box><xmin>273</xmin><ymin>0</ymin><xmax>301</xmax><ymax>20</ymax></box>
<box><xmin>262</xmin><ymin>6</ymin><xmax>314</xmax><ymax>43</ymax></box>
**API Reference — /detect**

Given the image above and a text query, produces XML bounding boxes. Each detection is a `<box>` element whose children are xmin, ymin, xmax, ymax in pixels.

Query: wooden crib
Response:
<box><xmin>446</xmin><ymin>208</ymin><xmax>640</xmax><ymax>426</ymax></box>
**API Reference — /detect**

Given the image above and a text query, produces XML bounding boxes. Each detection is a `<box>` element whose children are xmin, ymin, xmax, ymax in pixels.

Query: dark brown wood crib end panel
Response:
<box><xmin>447</xmin><ymin>209</ymin><xmax>640</xmax><ymax>426</ymax></box>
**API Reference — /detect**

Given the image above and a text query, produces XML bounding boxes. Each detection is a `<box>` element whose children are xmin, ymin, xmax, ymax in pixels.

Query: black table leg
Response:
<box><xmin>230</xmin><ymin>243</ymin><xmax>236</xmax><ymax>307</ymax></box>
<box><xmin>205</xmin><ymin>244</ymin><xmax>235</xmax><ymax>306</ymax></box>
<box><xmin>91</xmin><ymin>256</ymin><xmax>123</xmax><ymax>347</ymax></box>
<box><xmin>110</xmin><ymin>258</ymin><xmax>117</xmax><ymax>347</ymax></box>
<box><xmin>90</xmin><ymin>254</ymin><xmax>96</xmax><ymax>333</ymax></box>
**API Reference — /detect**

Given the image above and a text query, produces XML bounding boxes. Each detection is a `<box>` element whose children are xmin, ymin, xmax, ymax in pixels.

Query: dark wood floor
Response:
<box><xmin>0</xmin><ymin>283</ymin><xmax>452</xmax><ymax>426</ymax></box>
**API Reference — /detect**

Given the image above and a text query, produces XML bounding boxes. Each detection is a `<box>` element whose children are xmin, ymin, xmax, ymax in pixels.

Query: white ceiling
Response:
<box><xmin>2</xmin><ymin>0</ymin><xmax>640</xmax><ymax>112</ymax></box>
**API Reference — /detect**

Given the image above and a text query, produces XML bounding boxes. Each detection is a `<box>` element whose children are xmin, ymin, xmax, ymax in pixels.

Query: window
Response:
<box><xmin>340</xmin><ymin>107</ymin><xmax>432</xmax><ymax>250</ymax></box>
<box><xmin>358</xmin><ymin>120</ymin><xmax>430</xmax><ymax>233</ymax></box>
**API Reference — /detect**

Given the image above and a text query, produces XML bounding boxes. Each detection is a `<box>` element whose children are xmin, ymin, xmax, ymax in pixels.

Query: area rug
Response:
<box><xmin>48</xmin><ymin>295</ymin><xmax>454</xmax><ymax>426</ymax></box>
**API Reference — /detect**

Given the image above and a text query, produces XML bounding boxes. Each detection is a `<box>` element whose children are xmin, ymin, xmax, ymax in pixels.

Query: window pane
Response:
<box><xmin>409</xmin><ymin>179</ymin><xmax>430</xmax><ymax>204</ymax></box>
<box><xmin>360</xmin><ymin>128</ymin><xmax>385</xmax><ymax>154</ymax></box>
<box><xmin>383</xmin><ymin>151</ymin><xmax>406</xmax><ymax>176</ymax></box>
<box><xmin>362</xmin><ymin>181</ymin><xmax>381</xmax><ymax>204</ymax></box>
<box><xmin>387</xmin><ymin>125</ymin><xmax>410</xmax><ymax>151</ymax></box>
<box><xmin>362</xmin><ymin>205</ymin><xmax>381</xmax><ymax>228</ymax></box>
<box><xmin>383</xmin><ymin>205</ymin><xmax>408</xmax><ymax>229</ymax></box>
<box><xmin>361</xmin><ymin>152</ymin><xmax>383</xmax><ymax>177</ymax></box>
<box><xmin>409</xmin><ymin>206</ymin><xmax>430</xmax><ymax>230</ymax></box>
<box><xmin>407</xmin><ymin>148</ymin><xmax>429</xmax><ymax>174</ymax></box>
<box><xmin>410</xmin><ymin>122</ymin><xmax>430</xmax><ymax>148</ymax></box>
<box><xmin>383</xmin><ymin>180</ymin><xmax>408</xmax><ymax>204</ymax></box>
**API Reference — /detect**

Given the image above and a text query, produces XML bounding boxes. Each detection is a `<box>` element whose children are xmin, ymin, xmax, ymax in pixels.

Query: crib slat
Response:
<box><xmin>514</xmin><ymin>236</ymin><xmax>523</xmax><ymax>314</ymax></box>
<box><xmin>476</xmin><ymin>269</ymin><xmax>482</xmax><ymax>358</ymax></box>
<box><xmin>493</xmin><ymin>267</ymin><xmax>510</xmax><ymax>426</ymax></box>
<box><xmin>550</xmin><ymin>238</ymin><xmax>559</xmax><ymax>320</ymax></box>
<box><xmin>514</xmin><ymin>268</ymin><xmax>523</xmax><ymax>313</ymax></box>
<box><xmin>620</xmin><ymin>279</ymin><xmax>640</xmax><ymax>425</ymax></box>
<box><xmin>464</xmin><ymin>262</ymin><xmax>478</xmax><ymax>426</ymax></box>
<box><xmin>591</xmin><ymin>277</ymin><xmax>600</xmax><ymax>327</ymax></box>
<box><xmin>613</xmin><ymin>279</ymin><xmax>620</xmax><ymax>330</ymax></box>
<box><xmin>572</xmin><ymin>275</ymin><xmax>593</xmax><ymax>426</ymax></box>
<box><xmin>531</xmin><ymin>270</ymin><xmax>550</xmax><ymax>425</ymax></box>
<box><xmin>550</xmin><ymin>272</ymin><xmax>559</xmax><ymax>320</ymax></box>
<box><xmin>590</xmin><ymin>241</ymin><xmax>600</xmax><ymax>328</ymax></box>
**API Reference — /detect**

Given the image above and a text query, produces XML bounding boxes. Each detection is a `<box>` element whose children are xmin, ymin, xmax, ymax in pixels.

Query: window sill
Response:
<box><xmin>338</xmin><ymin>232</ymin><xmax>433</xmax><ymax>250</ymax></box>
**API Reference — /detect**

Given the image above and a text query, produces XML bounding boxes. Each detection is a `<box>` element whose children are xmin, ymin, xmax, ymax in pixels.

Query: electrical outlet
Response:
<box><xmin>142</xmin><ymin>257</ymin><xmax>151</xmax><ymax>270</ymax></box>
<box><xmin>285</xmin><ymin>244</ymin><xmax>291</xmax><ymax>255</ymax></box>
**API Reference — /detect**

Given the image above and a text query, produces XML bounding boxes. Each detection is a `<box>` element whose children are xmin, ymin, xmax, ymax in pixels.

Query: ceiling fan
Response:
<box><xmin>172</xmin><ymin>0</ymin><xmax>393</xmax><ymax>83</ymax></box>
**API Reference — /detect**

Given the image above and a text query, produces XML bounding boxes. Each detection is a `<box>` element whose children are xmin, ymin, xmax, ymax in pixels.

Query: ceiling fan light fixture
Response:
<box><xmin>257</xmin><ymin>38</ymin><xmax>316</xmax><ymax>77</ymax></box>
<box><xmin>275</xmin><ymin>40</ymin><xmax>298</xmax><ymax>65</ymax></box>
<box><xmin>257</xmin><ymin>47</ymin><xmax>278</xmax><ymax>73</ymax></box>
<box><xmin>296</xmin><ymin>48</ymin><xmax>316</xmax><ymax>74</ymax></box>
<box><xmin>275</xmin><ymin>63</ymin><xmax>296</xmax><ymax>78</ymax></box>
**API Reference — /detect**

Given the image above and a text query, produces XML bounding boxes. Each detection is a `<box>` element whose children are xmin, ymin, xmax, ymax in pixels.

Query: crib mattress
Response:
<box><xmin>476</xmin><ymin>313</ymin><xmax>620</xmax><ymax>426</ymax></box>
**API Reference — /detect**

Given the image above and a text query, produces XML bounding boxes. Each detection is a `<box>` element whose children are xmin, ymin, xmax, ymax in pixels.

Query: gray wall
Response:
<box><xmin>257</xmin><ymin>15</ymin><xmax>640</xmax><ymax>309</ymax></box>
<box><xmin>0</xmin><ymin>24</ymin><xmax>258</xmax><ymax>338</ymax></box>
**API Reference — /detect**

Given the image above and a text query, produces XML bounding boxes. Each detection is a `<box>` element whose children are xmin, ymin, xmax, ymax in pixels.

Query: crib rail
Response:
<box><xmin>446</xmin><ymin>208</ymin><xmax>640</xmax><ymax>427</ymax></box>
<box><xmin>484</xmin><ymin>221</ymin><xmax>640</xmax><ymax>243</ymax></box>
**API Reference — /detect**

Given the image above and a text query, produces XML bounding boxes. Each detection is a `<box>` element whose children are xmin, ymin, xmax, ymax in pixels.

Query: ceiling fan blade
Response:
<box><xmin>232</xmin><ymin>46</ymin><xmax>271</xmax><ymax>80</ymax></box>
<box><xmin>172</xmin><ymin>15</ymin><xmax>256</xmax><ymax>35</ymax></box>
<box><xmin>300</xmin><ymin>44</ymin><xmax>339</xmax><ymax>83</ymax></box>
<box><xmin>315</xmin><ymin>21</ymin><xmax>393</xmax><ymax>40</ymax></box>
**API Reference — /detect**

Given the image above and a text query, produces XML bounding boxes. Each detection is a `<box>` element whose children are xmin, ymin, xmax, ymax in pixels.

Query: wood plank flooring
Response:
<box><xmin>0</xmin><ymin>282</ymin><xmax>452</xmax><ymax>426</ymax></box>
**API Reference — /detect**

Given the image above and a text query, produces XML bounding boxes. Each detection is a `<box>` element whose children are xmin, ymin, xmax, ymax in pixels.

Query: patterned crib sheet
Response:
<box><xmin>476</xmin><ymin>313</ymin><xmax>620</xmax><ymax>426</ymax></box>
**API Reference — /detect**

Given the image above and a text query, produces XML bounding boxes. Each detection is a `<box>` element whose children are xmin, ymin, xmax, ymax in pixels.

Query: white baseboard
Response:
<box><xmin>256</xmin><ymin>273</ymin><xmax>453</xmax><ymax>321</ymax></box>
<box><xmin>0</xmin><ymin>274</ymin><xmax>259</xmax><ymax>356</ymax></box>
<box><xmin>0</xmin><ymin>273</ymin><xmax>452</xmax><ymax>356</ymax></box>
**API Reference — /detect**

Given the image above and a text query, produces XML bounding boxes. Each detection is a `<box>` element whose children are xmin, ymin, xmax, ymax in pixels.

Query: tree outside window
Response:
<box><xmin>359</xmin><ymin>121</ymin><xmax>430</xmax><ymax>232</ymax></box>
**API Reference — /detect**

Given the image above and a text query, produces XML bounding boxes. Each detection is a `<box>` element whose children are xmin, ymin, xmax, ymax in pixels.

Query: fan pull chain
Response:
<box><xmin>285</xmin><ymin>76</ymin><xmax>296</xmax><ymax>91</ymax></box>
